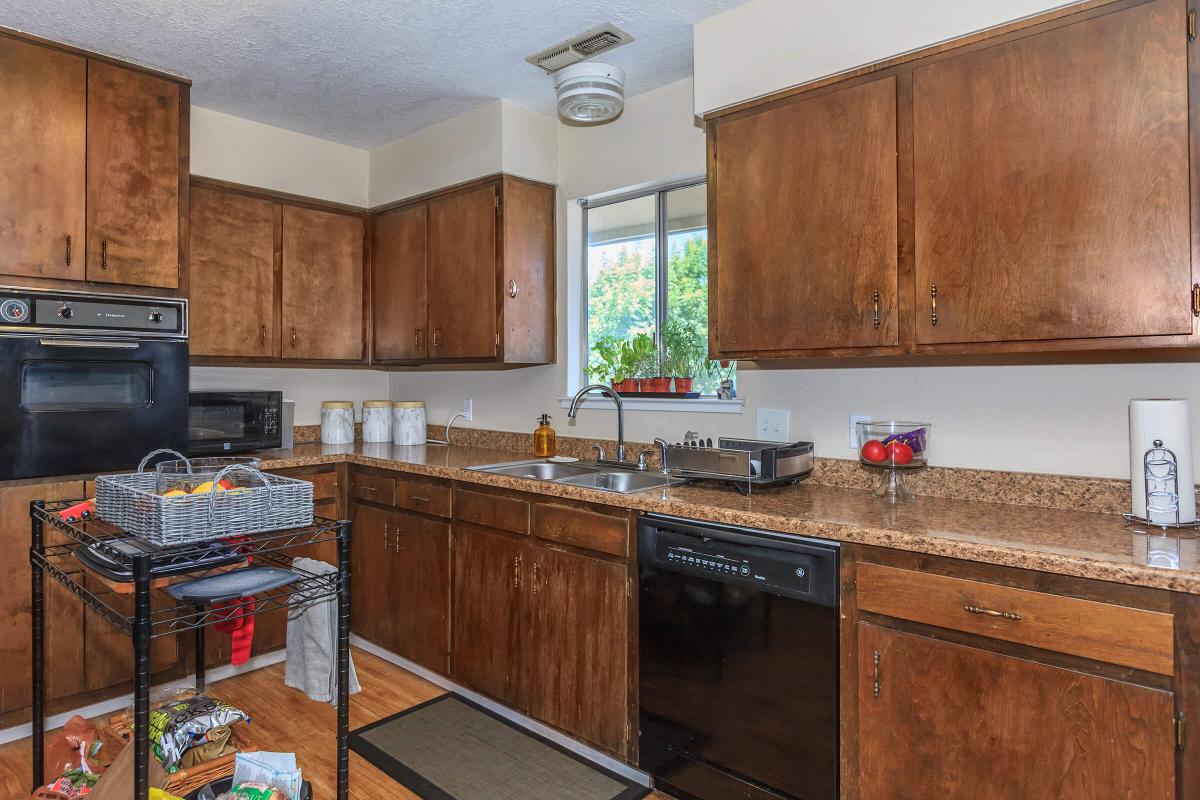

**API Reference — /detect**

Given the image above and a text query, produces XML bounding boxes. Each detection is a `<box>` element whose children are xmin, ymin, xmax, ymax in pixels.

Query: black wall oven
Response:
<box><xmin>0</xmin><ymin>287</ymin><xmax>188</xmax><ymax>480</ymax></box>
<box><xmin>188</xmin><ymin>391</ymin><xmax>283</xmax><ymax>454</ymax></box>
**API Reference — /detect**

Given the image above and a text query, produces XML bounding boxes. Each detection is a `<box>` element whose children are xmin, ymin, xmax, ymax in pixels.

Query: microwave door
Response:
<box><xmin>0</xmin><ymin>336</ymin><xmax>188</xmax><ymax>480</ymax></box>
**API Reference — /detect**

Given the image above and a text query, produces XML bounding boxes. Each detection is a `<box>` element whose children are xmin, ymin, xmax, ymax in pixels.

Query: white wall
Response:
<box><xmin>191</xmin><ymin>106</ymin><xmax>369</xmax><ymax>206</ymax></box>
<box><xmin>693</xmin><ymin>0</ymin><xmax>1075</xmax><ymax>114</ymax></box>
<box><xmin>189</xmin><ymin>107</ymin><xmax>388</xmax><ymax>424</ymax></box>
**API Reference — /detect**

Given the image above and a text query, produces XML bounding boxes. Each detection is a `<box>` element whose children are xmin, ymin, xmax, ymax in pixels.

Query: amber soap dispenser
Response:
<box><xmin>533</xmin><ymin>414</ymin><xmax>557</xmax><ymax>457</ymax></box>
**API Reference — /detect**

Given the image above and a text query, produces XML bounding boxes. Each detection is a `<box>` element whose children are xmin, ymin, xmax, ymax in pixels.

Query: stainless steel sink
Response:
<box><xmin>556</xmin><ymin>470</ymin><xmax>681</xmax><ymax>494</ymax></box>
<box><xmin>467</xmin><ymin>459</ymin><xmax>685</xmax><ymax>494</ymax></box>
<box><xmin>472</xmin><ymin>461</ymin><xmax>597</xmax><ymax>481</ymax></box>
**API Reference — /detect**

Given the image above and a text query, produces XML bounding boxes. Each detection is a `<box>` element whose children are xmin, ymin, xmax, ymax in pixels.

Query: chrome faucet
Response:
<box><xmin>567</xmin><ymin>384</ymin><xmax>626</xmax><ymax>464</ymax></box>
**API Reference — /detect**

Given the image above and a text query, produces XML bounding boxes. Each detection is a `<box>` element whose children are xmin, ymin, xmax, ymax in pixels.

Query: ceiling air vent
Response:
<box><xmin>526</xmin><ymin>24</ymin><xmax>634</xmax><ymax>73</ymax></box>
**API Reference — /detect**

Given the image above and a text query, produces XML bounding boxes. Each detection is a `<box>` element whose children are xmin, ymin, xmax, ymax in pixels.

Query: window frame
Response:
<box><xmin>579</xmin><ymin>175</ymin><xmax>710</xmax><ymax>389</ymax></box>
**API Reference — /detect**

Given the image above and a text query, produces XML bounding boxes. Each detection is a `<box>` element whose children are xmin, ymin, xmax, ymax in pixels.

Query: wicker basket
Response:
<box><xmin>96</xmin><ymin>451</ymin><xmax>313</xmax><ymax>545</ymax></box>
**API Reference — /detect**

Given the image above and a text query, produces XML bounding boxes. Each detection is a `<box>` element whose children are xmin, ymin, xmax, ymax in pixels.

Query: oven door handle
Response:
<box><xmin>38</xmin><ymin>339</ymin><xmax>140</xmax><ymax>350</ymax></box>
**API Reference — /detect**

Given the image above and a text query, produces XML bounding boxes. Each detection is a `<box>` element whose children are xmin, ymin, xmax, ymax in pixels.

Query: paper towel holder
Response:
<box><xmin>1124</xmin><ymin>439</ymin><xmax>1200</xmax><ymax>529</ymax></box>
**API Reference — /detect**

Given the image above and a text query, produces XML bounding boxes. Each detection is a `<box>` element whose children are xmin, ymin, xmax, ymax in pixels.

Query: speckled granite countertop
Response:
<box><xmin>257</xmin><ymin>441</ymin><xmax>1200</xmax><ymax>595</ymax></box>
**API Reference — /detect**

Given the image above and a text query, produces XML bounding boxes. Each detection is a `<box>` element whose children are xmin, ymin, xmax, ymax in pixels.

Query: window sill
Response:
<box><xmin>558</xmin><ymin>396</ymin><xmax>744</xmax><ymax>414</ymax></box>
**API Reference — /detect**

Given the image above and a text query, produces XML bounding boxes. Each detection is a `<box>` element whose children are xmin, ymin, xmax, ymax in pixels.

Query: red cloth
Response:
<box><xmin>213</xmin><ymin>596</ymin><xmax>256</xmax><ymax>666</ymax></box>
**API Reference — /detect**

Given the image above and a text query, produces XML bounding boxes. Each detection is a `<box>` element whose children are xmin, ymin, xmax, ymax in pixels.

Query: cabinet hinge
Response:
<box><xmin>1177</xmin><ymin>712</ymin><xmax>1187</xmax><ymax>751</ymax></box>
<box><xmin>1189</xmin><ymin>9</ymin><xmax>1197</xmax><ymax>42</ymax></box>
<box><xmin>1192</xmin><ymin>284</ymin><xmax>1200</xmax><ymax>317</ymax></box>
<box><xmin>872</xmin><ymin>650</ymin><xmax>882</xmax><ymax>698</ymax></box>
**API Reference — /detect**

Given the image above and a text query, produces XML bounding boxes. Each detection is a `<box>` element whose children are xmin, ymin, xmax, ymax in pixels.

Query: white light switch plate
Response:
<box><xmin>850</xmin><ymin>414</ymin><xmax>871</xmax><ymax>449</ymax></box>
<box><xmin>756</xmin><ymin>408</ymin><xmax>790</xmax><ymax>442</ymax></box>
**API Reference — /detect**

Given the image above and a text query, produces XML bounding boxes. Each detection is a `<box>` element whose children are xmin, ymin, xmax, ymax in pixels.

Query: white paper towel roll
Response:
<box><xmin>1130</xmin><ymin>398</ymin><xmax>1195</xmax><ymax>524</ymax></box>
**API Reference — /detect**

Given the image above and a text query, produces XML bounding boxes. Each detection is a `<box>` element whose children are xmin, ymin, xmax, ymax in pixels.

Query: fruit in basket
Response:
<box><xmin>861</xmin><ymin>440</ymin><xmax>887</xmax><ymax>463</ymax></box>
<box><xmin>885</xmin><ymin>440</ymin><xmax>914</xmax><ymax>465</ymax></box>
<box><xmin>162</xmin><ymin>489</ymin><xmax>188</xmax><ymax>498</ymax></box>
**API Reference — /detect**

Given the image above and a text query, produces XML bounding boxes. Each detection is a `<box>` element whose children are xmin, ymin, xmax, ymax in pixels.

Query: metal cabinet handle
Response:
<box><xmin>411</xmin><ymin>495</ymin><xmax>430</xmax><ymax>503</ymax></box>
<box><xmin>100</xmin><ymin>239</ymin><xmax>108</xmax><ymax>269</ymax></box>
<box><xmin>383</xmin><ymin>522</ymin><xmax>389</xmax><ymax>552</ymax></box>
<box><xmin>360</xmin><ymin>485</ymin><xmax>376</xmax><ymax>492</ymax></box>
<box><xmin>512</xmin><ymin>554</ymin><xmax>522</xmax><ymax>589</ymax></box>
<box><xmin>65</xmin><ymin>234</ymin><xmax>72</xmax><ymax>266</ymax></box>
<box><xmin>531</xmin><ymin>561</ymin><xmax>540</xmax><ymax>595</ymax></box>
<box><xmin>930</xmin><ymin>284</ymin><xmax>938</xmax><ymax>326</ymax></box>
<box><xmin>394</xmin><ymin>525</ymin><xmax>400</xmax><ymax>553</ymax></box>
<box><xmin>872</xmin><ymin>650</ymin><xmax>881</xmax><ymax>698</ymax></box>
<box><xmin>431</xmin><ymin>327</ymin><xmax>442</xmax><ymax>348</ymax></box>
<box><xmin>964</xmin><ymin>604</ymin><xmax>1021</xmax><ymax>621</ymax></box>
<box><xmin>260</xmin><ymin>323</ymin><xmax>267</xmax><ymax>347</ymax></box>
<box><xmin>415</xmin><ymin>327</ymin><xmax>424</xmax><ymax>352</ymax></box>
<box><xmin>872</xmin><ymin>289</ymin><xmax>881</xmax><ymax>330</ymax></box>
<box><xmin>291</xmin><ymin>327</ymin><xmax>297</xmax><ymax>349</ymax></box>
<box><xmin>508</xmin><ymin>280</ymin><xmax>519</xmax><ymax>299</ymax></box>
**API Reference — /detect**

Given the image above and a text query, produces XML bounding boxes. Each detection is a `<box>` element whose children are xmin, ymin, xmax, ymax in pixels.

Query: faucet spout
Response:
<box><xmin>567</xmin><ymin>384</ymin><xmax>626</xmax><ymax>462</ymax></box>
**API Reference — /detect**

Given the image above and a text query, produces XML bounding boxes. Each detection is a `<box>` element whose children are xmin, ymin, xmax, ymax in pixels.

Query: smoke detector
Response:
<box><xmin>526</xmin><ymin>24</ymin><xmax>634</xmax><ymax>73</ymax></box>
<box><xmin>555</xmin><ymin>62</ymin><xmax>625</xmax><ymax>125</ymax></box>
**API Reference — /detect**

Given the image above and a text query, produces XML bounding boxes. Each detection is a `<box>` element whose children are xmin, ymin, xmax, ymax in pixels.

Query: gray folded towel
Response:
<box><xmin>285</xmin><ymin>557</ymin><xmax>361</xmax><ymax>705</ymax></box>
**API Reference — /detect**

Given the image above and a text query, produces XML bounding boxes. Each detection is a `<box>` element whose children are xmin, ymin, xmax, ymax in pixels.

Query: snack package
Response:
<box><xmin>220</xmin><ymin>783</ymin><xmax>283</xmax><ymax>800</ymax></box>
<box><xmin>148</xmin><ymin>696</ymin><xmax>250</xmax><ymax>768</ymax></box>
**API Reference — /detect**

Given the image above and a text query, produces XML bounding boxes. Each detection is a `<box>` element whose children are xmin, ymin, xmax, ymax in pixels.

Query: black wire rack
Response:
<box><xmin>29</xmin><ymin>498</ymin><xmax>353</xmax><ymax>800</ymax></box>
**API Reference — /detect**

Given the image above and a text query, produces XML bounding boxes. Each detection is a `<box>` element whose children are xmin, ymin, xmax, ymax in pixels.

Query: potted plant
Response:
<box><xmin>629</xmin><ymin>331</ymin><xmax>668</xmax><ymax>393</ymax></box>
<box><xmin>586</xmin><ymin>336</ymin><xmax>621</xmax><ymax>386</ymax></box>
<box><xmin>612</xmin><ymin>337</ymin><xmax>643</xmax><ymax>393</ymax></box>
<box><xmin>663</xmin><ymin>319</ymin><xmax>699</xmax><ymax>394</ymax></box>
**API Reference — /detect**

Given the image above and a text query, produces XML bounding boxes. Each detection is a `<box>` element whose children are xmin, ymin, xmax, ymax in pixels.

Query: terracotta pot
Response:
<box><xmin>673</xmin><ymin>377</ymin><xmax>694</xmax><ymax>393</ymax></box>
<box><xmin>612</xmin><ymin>379</ymin><xmax>638</xmax><ymax>393</ymax></box>
<box><xmin>641</xmin><ymin>377</ymin><xmax>671</xmax><ymax>393</ymax></box>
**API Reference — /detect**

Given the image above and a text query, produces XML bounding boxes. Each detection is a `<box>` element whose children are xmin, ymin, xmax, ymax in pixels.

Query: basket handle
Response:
<box><xmin>204</xmin><ymin>464</ymin><xmax>274</xmax><ymax>528</ymax></box>
<box><xmin>137</xmin><ymin>448</ymin><xmax>189</xmax><ymax>473</ymax></box>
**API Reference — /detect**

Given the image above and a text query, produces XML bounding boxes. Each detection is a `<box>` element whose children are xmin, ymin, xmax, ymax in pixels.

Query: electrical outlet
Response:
<box><xmin>755</xmin><ymin>408</ymin><xmax>790</xmax><ymax>442</ymax></box>
<box><xmin>850</xmin><ymin>414</ymin><xmax>871</xmax><ymax>449</ymax></box>
<box><xmin>462</xmin><ymin>398</ymin><xmax>473</xmax><ymax>421</ymax></box>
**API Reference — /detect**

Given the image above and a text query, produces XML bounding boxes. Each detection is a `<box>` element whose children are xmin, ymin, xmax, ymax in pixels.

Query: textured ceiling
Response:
<box><xmin>0</xmin><ymin>0</ymin><xmax>746</xmax><ymax>148</ymax></box>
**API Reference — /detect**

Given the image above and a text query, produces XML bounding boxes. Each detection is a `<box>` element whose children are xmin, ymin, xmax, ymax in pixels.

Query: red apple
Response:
<box><xmin>885</xmin><ymin>440</ymin><xmax>914</xmax><ymax>465</ymax></box>
<box><xmin>861</xmin><ymin>439</ymin><xmax>887</xmax><ymax>463</ymax></box>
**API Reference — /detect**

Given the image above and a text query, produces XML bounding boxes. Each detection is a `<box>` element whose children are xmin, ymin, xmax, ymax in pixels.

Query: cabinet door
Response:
<box><xmin>349</xmin><ymin>503</ymin><xmax>389</xmax><ymax>645</ymax></box>
<box><xmin>427</xmin><ymin>184</ymin><xmax>498</xmax><ymax>359</ymax></box>
<box><xmin>858</xmin><ymin>623</ymin><xmax>1175</xmax><ymax>799</ymax></box>
<box><xmin>913</xmin><ymin>0</ymin><xmax>1189</xmax><ymax>345</ymax></box>
<box><xmin>0</xmin><ymin>482</ymin><xmax>86</xmax><ymax>713</ymax></box>
<box><xmin>372</xmin><ymin>204</ymin><xmax>429</xmax><ymax>361</ymax></box>
<box><xmin>189</xmin><ymin>186</ymin><xmax>278</xmax><ymax>357</ymax></box>
<box><xmin>713</xmin><ymin>76</ymin><xmax>898</xmax><ymax>354</ymax></box>
<box><xmin>520</xmin><ymin>546</ymin><xmax>629</xmax><ymax>754</ymax></box>
<box><xmin>0</xmin><ymin>37</ymin><xmax>85</xmax><ymax>281</ymax></box>
<box><xmin>388</xmin><ymin>512</ymin><xmax>450</xmax><ymax>673</ymax></box>
<box><xmin>282</xmin><ymin>205</ymin><xmax>364</xmax><ymax>361</ymax></box>
<box><xmin>86</xmin><ymin>61</ymin><xmax>180</xmax><ymax>289</ymax></box>
<box><xmin>83</xmin><ymin>579</ymin><xmax>179</xmax><ymax>692</ymax></box>
<box><xmin>451</xmin><ymin>526</ymin><xmax>522</xmax><ymax>703</ymax></box>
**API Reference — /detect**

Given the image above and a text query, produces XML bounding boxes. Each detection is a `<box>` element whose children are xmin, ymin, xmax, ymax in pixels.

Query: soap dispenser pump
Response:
<box><xmin>533</xmin><ymin>414</ymin><xmax>557</xmax><ymax>457</ymax></box>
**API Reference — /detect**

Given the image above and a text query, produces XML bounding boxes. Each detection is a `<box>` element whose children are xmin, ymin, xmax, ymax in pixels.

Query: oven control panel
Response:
<box><xmin>0</xmin><ymin>287</ymin><xmax>187</xmax><ymax>338</ymax></box>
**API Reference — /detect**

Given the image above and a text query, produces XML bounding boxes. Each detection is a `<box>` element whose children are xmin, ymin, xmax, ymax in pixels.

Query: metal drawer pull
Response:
<box><xmin>65</xmin><ymin>234</ymin><xmax>72</xmax><ymax>266</ymax></box>
<box><xmin>260</xmin><ymin>323</ymin><xmax>267</xmax><ymax>346</ymax></box>
<box><xmin>415</xmin><ymin>327</ymin><xmax>424</xmax><ymax>351</ymax></box>
<box><xmin>930</xmin><ymin>284</ymin><xmax>938</xmax><ymax>326</ymax></box>
<box><xmin>360</xmin><ymin>485</ymin><xmax>376</xmax><ymax>492</ymax></box>
<box><xmin>872</xmin><ymin>289</ymin><xmax>880</xmax><ymax>329</ymax></box>
<box><xmin>291</xmin><ymin>327</ymin><xmax>297</xmax><ymax>349</ymax></box>
<box><xmin>531</xmin><ymin>561</ymin><xmax>540</xmax><ymax>595</ymax></box>
<box><xmin>383</xmin><ymin>523</ymin><xmax>389</xmax><ymax>551</ymax></box>
<box><xmin>872</xmin><ymin>651</ymin><xmax>881</xmax><ymax>698</ymax></box>
<box><xmin>411</xmin><ymin>495</ymin><xmax>430</xmax><ymax>503</ymax></box>
<box><xmin>508</xmin><ymin>280</ymin><xmax>519</xmax><ymax>299</ymax></box>
<box><xmin>100</xmin><ymin>239</ymin><xmax>108</xmax><ymax>269</ymax></box>
<box><xmin>964</xmin><ymin>604</ymin><xmax>1021</xmax><ymax>621</ymax></box>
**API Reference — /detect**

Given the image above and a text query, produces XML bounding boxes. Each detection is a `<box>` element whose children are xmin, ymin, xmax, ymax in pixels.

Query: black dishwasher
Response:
<box><xmin>638</xmin><ymin>514</ymin><xmax>839</xmax><ymax>800</ymax></box>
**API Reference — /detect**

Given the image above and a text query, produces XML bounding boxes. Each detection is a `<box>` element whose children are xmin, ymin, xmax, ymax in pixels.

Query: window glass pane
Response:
<box><xmin>21</xmin><ymin>361</ymin><xmax>151</xmax><ymax>410</ymax></box>
<box><xmin>665</xmin><ymin>184</ymin><xmax>732</xmax><ymax>395</ymax></box>
<box><xmin>587</xmin><ymin>195</ymin><xmax>657</xmax><ymax>383</ymax></box>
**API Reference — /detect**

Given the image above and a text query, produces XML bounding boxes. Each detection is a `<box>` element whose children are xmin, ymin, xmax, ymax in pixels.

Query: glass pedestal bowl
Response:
<box><xmin>856</xmin><ymin>421</ymin><xmax>931</xmax><ymax>501</ymax></box>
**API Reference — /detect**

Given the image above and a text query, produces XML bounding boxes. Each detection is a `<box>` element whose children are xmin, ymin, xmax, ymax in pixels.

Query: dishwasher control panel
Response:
<box><xmin>659</xmin><ymin>540</ymin><xmax>811</xmax><ymax>593</ymax></box>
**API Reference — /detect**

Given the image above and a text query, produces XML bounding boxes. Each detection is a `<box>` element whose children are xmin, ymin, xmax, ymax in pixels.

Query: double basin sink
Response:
<box><xmin>468</xmin><ymin>459</ymin><xmax>686</xmax><ymax>494</ymax></box>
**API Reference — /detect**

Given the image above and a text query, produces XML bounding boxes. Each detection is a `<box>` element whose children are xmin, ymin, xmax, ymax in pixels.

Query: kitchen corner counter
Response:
<box><xmin>258</xmin><ymin>441</ymin><xmax>1200</xmax><ymax>595</ymax></box>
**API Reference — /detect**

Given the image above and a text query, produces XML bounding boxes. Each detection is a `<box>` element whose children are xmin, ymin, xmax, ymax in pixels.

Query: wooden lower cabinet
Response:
<box><xmin>857</xmin><ymin>622</ymin><xmax>1176</xmax><ymax>799</ymax></box>
<box><xmin>451</xmin><ymin>500</ymin><xmax>632</xmax><ymax>757</ymax></box>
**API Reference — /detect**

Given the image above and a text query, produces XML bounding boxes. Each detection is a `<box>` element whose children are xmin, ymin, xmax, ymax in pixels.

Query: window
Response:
<box><xmin>583</xmin><ymin>180</ymin><xmax>735</xmax><ymax>396</ymax></box>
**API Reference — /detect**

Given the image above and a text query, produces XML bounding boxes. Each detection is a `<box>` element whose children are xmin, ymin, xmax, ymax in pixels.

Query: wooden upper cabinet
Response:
<box><xmin>281</xmin><ymin>205</ymin><xmax>364</xmax><ymax>361</ymax></box>
<box><xmin>913</xmin><ymin>0</ymin><xmax>1190</xmax><ymax>345</ymax></box>
<box><xmin>372</xmin><ymin>203</ymin><xmax>428</xmax><ymax>360</ymax></box>
<box><xmin>858</xmin><ymin>623</ymin><xmax>1176</xmax><ymax>799</ymax></box>
<box><xmin>712</xmin><ymin>75</ymin><xmax>899</xmax><ymax>355</ymax></box>
<box><xmin>500</xmin><ymin>177</ymin><xmax>556</xmax><ymax>365</ymax></box>
<box><xmin>0</xmin><ymin>36</ymin><xmax>85</xmax><ymax>282</ymax></box>
<box><xmin>427</xmin><ymin>183</ymin><xmax>499</xmax><ymax>360</ymax></box>
<box><xmin>86</xmin><ymin>60</ymin><xmax>181</xmax><ymax>289</ymax></box>
<box><xmin>189</xmin><ymin>186</ymin><xmax>277</xmax><ymax>357</ymax></box>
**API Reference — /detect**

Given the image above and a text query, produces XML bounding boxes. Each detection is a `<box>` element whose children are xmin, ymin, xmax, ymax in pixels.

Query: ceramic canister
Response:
<box><xmin>362</xmin><ymin>400</ymin><xmax>393</xmax><ymax>443</ymax></box>
<box><xmin>320</xmin><ymin>401</ymin><xmax>355</xmax><ymax>445</ymax></box>
<box><xmin>393</xmin><ymin>401</ymin><xmax>426</xmax><ymax>446</ymax></box>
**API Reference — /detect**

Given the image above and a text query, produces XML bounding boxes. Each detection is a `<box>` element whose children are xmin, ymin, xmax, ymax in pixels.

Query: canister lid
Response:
<box><xmin>321</xmin><ymin>401</ymin><xmax>354</xmax><ymax>409</ymax></box>
<box><xmin>363</xmin><ymin>400</ymin><xmax>392</xmax><ymax>408</ymax></box>
<box><xmin>392</xmin><ymin>401</ymin><xmax>425</xmax><ymax>408</ymax></box>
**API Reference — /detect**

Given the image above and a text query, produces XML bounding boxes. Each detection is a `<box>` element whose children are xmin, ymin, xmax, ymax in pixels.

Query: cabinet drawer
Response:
<box><xmin>309</xmin><ymin>470</ymin><xmax>340</xmax><ymax>502</ymax></box>
<box><xmin>532</xmin><ymin>503</ymin><xmax>627</xmax><ymax>557</ymax></box>
<box><xmin>857</xmin><ymin>563</ymin><xmax>1174</xmax><ymax>675</ymax></box>
<box><xmin>395</xmin><ymin>477</ymin><xmax>451</xmax><ymax>518</ymax></box>
<box><xmin>351</xmin><ymin>472</ymin><xmax>395</xmax><ymax>505</ymax></box>
<box><xmin>455</xmin><ymin>488</ymin><xmax>528</xmax><ymax>534</ymax></box>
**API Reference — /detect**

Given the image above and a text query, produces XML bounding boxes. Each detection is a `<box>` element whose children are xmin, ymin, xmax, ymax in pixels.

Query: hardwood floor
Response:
<box><xmin>0</xmin><ymin>647</ymin><xmax>670</xmax><ymax>799</ymax></box>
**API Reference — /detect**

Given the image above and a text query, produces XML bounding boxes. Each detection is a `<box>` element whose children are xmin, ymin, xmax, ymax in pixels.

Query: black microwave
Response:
<box><xmin>188</xmin><ymin>391</ymin><xmax>283</xmax><ymax>454</ymax></box>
